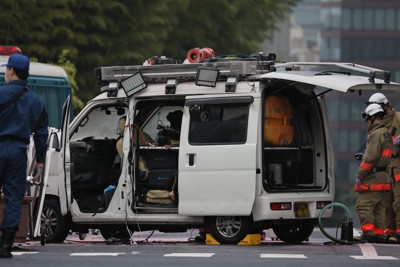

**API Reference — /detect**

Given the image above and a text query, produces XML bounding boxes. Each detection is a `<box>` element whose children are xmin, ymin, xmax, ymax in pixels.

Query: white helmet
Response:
<box><xmin>362</xmin><ymin>103</ymin><xmax>384</xmax><ymax>121</ymax></box>
<box><xmin>366</xmin><ymin>93</ymin><xmax>389</xmax><ymax>105</ymax></box>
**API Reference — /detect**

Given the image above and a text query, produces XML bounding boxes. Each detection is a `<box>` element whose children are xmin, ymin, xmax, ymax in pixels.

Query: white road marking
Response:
<box><xmin>350</xmin><ymin>244</ymin><xmax>398</xmax><ymax>260</ymax></box>
<box><xmin>164</xmin><ymin>253</ymin><xmax>215</xmax><ymax>257</ymax></box>
<box><xmin>11</xmin><ymin>252</ymin><xmax>39</xmax><ymax>256</ymax></box>
<box><xmin>70</xmin><ymin>252</ymin><xmax>126</xmax><ymax>256</ymax></box>
<box><xmin>260</xmin><ymin>254</ymin><xmax>307</xmax><ymax>259</ymax></box>
<box><xmin>351</xmin><ymin>229</ymin><xmax>397</xmax><ymax>260</ymax></box>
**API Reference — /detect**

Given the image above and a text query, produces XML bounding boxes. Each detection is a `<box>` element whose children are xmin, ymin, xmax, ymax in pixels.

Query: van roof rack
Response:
<box><xmin>95</xmin><ymin>59</ymin><xmax>276</xmax><ymax>85</ymax></box>
<box><xmin>95</xmin><ymin>54</ymin><xmax>391</xmax><ymax>86</ymax></box>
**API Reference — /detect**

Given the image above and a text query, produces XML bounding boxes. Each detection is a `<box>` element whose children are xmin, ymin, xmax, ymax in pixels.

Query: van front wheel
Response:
<box><xmin>207</xmin><ymin>216</ymin><xmax>250</xmax><ymax>244</ymax></box>
<box><xmin>41</xmin><ymin>199</ymin><xmax>70</xmax><ymax>243</ymax></box>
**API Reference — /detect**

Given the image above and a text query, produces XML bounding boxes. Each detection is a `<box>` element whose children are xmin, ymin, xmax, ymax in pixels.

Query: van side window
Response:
<box><xmin>188</xmin><ymin>103</ymin><xmax>249</xmax><ymax>145</ymax></box>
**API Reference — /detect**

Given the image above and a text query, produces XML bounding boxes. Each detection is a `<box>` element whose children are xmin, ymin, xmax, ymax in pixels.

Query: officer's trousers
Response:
<box><xmin>0</xmin><ymin>140</ymin><xmax>27</xmax><ymax>231</ymax></box>
<box><xmin>356</xmin><ymin>191</ymin><xmax>386</xmax><ymax>235</ymax></box>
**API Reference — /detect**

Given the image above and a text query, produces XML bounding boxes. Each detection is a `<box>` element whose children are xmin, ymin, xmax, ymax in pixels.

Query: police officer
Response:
<box><xmin>366</xmin><ymin>93</ymin><xmax>400</xmax><ymax>243</ymax></box>
<box><xmin>0</xmin><ymin>54</ymin><xmax>48</xmax><ymax>258</ymax></box>
<box><xmin>355</xmin><ymin>103</ymin><xmax>392</xmax><ymax>243</ymax></box>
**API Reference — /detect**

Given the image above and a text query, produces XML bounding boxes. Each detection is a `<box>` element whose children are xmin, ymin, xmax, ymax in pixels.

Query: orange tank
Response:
<box><xmin>264</xmin><ymin>95</ymin><xmax>294</xmax><ymax>146</ymax></box>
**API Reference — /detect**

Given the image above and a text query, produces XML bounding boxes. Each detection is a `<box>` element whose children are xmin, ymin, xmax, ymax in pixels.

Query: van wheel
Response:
<box><xmin>41</xmin><ymin>199</ymin><xmax>70</xmax><ymax>243</ymax></box>
<box><xmin>78</xmin><ymin>232</ymin><xmax>87</xmax><ymax>240</ymax></box>
<box><xmin>100</xmin><ymin>228</ymin><xmax>131</xmax><ymax>240</ymax></box>
<box><xmin>272</xmin><ymin>219</ymin><xmax>315</xmax><ymax>243</ymax></box>
<box><xmin>207</xmin><ymin>216</ymin><xmax>250</xmax><ymax>244</ymax></box>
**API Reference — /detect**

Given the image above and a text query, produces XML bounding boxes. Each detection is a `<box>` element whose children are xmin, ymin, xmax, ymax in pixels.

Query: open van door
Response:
<box><xmin>33</xmin><ymin>96</ymin><xmax>71</xmax><ymax>240</ymax></box>
<box><xmin>59</xmin><ymin>95</ymin><xmax>72</xmax><ymax>211</ymax></box>
<box><xmin>259</xmin><ymin>66</ymin><xmax>400</xmax><ymax>93</ymax></box>
<box><xmin>178</xmin><ymin>95</ymin><xmax>258</xmax><ymax>216</ymax></box>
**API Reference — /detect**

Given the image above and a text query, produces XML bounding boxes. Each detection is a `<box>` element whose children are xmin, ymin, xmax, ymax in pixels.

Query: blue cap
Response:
<box><xmin>1</xmin><ymin>54</ymin><xmax>30</xmax><ymax>71</ymax></box>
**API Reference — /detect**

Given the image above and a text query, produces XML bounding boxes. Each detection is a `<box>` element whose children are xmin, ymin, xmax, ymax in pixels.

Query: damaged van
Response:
<box><xmin>31</xmin><ymin>50</ymin><xmax>400</xmax><ymax>244</ymax></box>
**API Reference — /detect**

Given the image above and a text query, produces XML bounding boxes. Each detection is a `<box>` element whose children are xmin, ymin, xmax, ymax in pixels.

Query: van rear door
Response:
<box><xmin>178</xmin><ymin>95</ymin><xmax>258</xmax><ymax>216</ymax></box>
<box><xmin>259</xmin><ymin>70</ymin><xmax>400</xmax><ymax>92</ymax></box>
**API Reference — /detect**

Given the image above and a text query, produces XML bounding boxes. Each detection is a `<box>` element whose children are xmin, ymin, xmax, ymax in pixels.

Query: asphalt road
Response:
<box><xmin>2</xmin><ymin>228</ymin><xmax>399</xmax><ymax>267</ymax></box>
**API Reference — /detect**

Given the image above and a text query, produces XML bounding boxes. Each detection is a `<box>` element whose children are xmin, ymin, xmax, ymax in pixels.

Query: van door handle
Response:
<box><xmin>188</xmin><ymin>153</ymin><xmax>195</xmax><ymax>166</ymax></box>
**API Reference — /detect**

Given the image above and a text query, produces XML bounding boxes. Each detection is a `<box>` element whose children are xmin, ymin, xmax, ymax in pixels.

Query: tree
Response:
<box><xmin>0</xmin><ymin>0</ymin><xmax>299</xmax><ymax>107</ymax></box>
<box><xmin>56</xmin><ymin>50</ymin><xmax>84</xmax><ymax>112</ymax></box>
<box><xmin>161</xmin><ymin>0</ymin><xmax>299</xmax><ymax>58</ymax></box>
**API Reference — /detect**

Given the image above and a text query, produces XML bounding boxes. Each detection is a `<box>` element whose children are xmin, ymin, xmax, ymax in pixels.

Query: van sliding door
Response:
<box><xmin>178</xmin><ymin>96</ymin><xmax>258</xmax><ymax>216</ymax></box>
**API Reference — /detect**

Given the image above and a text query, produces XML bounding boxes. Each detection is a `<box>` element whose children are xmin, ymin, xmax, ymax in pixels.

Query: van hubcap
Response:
<box><xmin>215</xmin><ymin>216</ymin><xmax>242</xmax><ymax>238</ymax></box>
<box><xmin>41</xmin><ymin>208</ymin><xmax>58</xmax><ymax>236</ymax></box>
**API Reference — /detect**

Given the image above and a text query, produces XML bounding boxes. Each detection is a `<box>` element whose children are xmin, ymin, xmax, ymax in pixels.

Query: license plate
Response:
<box><xmin>294</xmin><ymin>203</ymin><xmax>310</xmax><ymax>218</ymax></box>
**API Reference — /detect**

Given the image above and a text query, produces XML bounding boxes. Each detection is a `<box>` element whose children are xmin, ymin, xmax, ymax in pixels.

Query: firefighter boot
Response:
<box><xmin>388</xmin><ymin>233</ymin><xmax>400</xmax><ymax>244</ymax></box>
<box><xmin>0</xmin><ymin>230</ymin><xmax>16</xmax><ymax>258</ymax></box>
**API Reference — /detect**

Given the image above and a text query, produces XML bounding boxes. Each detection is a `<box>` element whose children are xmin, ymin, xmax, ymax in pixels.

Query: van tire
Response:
<box><xmin>207</xmin><ymin>216</ymin><xmax>250</xmax><ymax>244</ymax></box>
<box><xmin>41</xmin><ymin>199</ymin><xmax>70</xmax><ymax>243</ymax></box>
<box><xmin>272</xmin><ymin>219</ymin><xmax>315</xmax><ymax>243</ymax></box>
<box><xmin>100</xmin><ymin>228</ymin><xmax>131</xmax><ymax>240</ymax></box>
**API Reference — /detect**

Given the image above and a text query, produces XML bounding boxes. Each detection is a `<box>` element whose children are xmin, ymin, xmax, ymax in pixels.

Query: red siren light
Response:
<box><xmin>187</xmin><ymin>47</ymin><xmax>215</xmax><ymax>63</ymax></box>
<box><xmin>0</xmin><ymin>46</ymin><xmax>22</xmax><ymax>56</ymax></box>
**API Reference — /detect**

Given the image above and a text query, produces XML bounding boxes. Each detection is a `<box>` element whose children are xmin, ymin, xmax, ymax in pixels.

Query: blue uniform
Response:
<box><xmin>0</xmin><ymin>80</ymin><xmax>48</xmax><ymax>231</ymax></box>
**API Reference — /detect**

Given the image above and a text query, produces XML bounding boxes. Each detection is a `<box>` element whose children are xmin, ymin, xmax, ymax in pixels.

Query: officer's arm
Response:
<box><xmin>33</xmin><ymin>109</ymin><xmax>49</xmax><ymax>164</ymax></box>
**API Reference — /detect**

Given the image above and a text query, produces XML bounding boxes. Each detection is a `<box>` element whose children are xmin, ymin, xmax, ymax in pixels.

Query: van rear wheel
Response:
<box><xmin>272</xmin><ymin>219</ymin><xmax>315</xmax><ymax>244</ymax></box>
<box><xmin>207</xmin><ymin>216</ymin><xmax>250</xmax><ymax>244</ymax></box>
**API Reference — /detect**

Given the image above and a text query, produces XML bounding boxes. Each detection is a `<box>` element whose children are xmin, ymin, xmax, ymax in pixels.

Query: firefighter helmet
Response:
<box><xmin>362</xmin><ymin>103</ymin><xmax>384</xmax><ymax>121</ymax></box>
<box><xmin>366</xmin><ymin>93</ymin><xmax>389</xmax><ymax>105</ymax></box>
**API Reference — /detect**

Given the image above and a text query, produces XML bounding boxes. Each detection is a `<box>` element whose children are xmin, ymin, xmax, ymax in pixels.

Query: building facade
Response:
<box><xmin>321</xmin><ymin>0</ymin><xmax>400</xmax><ymax>194</ymax></box>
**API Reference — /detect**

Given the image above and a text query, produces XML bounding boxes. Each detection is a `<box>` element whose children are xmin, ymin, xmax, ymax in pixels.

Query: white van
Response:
<box><xmin>32</xmin><ymin>52</ymin><xmax>400</xmax><ymax>244</ymax></box>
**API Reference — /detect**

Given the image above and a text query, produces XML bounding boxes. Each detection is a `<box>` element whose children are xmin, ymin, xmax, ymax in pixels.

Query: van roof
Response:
<box><xmin>0</xmin><ymin>56</ymin><xmax>68</xmax><ymax>78</ymax></box>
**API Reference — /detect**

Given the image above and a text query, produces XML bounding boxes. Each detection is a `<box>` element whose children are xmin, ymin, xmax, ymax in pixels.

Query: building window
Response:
<box><xmin>326</xmin><ymin>99</ymin><xmax>340</xmax><ymax>120</ymax></box>
<box><xmin>342</xmin><ymin>9</ymin><xmax>352</xmax><ymax>30</ymax></box>
<box><xmin>393</xmin><ymin>69</ymin><xmax>400</xmax><ymax>83</ymax></box>
<box><xmin>385</xmin><ymin>9</ymin><xmax>396</xmax><ymax>30</ymax></box>
<box><xmin>363</xmin><ymin>9</ymin><xmax>374</xmax><ymax>30</ymax></box>
<box><xmin>349</xmin><ymin>100</ymin><xmax>363</xmax><ymax>121</ymax></box>
<box><xmin>374</xmin><ymin>9</ymin><xmax>385</xmax><ymax>30</ymax></box>
<box><xmin>338</xmin><ymin>130</ymin><xmax>348</xmax><ymax>152</ymax></box>
<box><xmin>353</xmin><ymin>9</ymin><xmax>363</xmax><ymax>30</ymax></box>
<box><xmin>348</xmin><ymin>161</ymin><xmax>359</xmax><ymax>182</ymax></box>
<box><xmin>396</xmin><ymin>9</ymin><xmax>400</xmax><ymax>30</ymax></box>
<box><xmin>339</xmin><ymin>102</ymin><xmax>349</xmax><ymax>120</ymax></box>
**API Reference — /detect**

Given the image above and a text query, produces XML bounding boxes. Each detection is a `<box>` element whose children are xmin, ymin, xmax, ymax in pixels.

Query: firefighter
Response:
<box><xmin>366</xmin><ymin>93</ymin><xmax>400</xmax><ymax>243</ymax></box>
<box><xmin>354</xmin><ymin>103</ymin><xmax>392</xmax><ymax>243</ymax></box>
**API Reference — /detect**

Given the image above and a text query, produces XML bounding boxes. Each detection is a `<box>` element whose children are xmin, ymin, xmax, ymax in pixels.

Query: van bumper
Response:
<box><xmin>252</xmin><ymin>193</ymin><xmax>334</xmax><ymax>222</ymax></box>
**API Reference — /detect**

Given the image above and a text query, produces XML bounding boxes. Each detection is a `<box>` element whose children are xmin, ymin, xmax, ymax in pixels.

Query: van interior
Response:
<box><xmin>262</xmin><ymin>82</ymin><xmax>327</xmax><ymax>192</ymax></box>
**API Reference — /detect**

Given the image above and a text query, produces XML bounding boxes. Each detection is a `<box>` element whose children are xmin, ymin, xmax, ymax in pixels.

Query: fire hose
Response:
<box><xmin>317</xmin><ymin>202</ymin><xmax>354</xmax><ymax>244</ymax></box>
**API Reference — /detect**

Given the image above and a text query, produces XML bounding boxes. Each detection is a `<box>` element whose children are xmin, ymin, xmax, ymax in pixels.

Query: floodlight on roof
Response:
<box><xmin>195</xmin><ymin>68</ymin><xmax>219</xmax><ymax>87</ymax></box>
<box><xmin>225</xmin><ymin>76</ymin><xmax>237</xmax><ymax>92</ymax></box>
<box><xmin>165</xmin><ymin>79</ymin><xmax>177</xmax><ymax>94</ymax></box>
<box><xmin>121</xmin><ymin>72</ymin><xmax>147</xmax><ymax>97</ymax></box>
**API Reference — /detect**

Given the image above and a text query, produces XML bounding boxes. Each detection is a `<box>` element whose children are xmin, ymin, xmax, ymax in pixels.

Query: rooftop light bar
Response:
<box><xmin>195</xmin><ymin>68</ymin><xmax>219</xmax><ymax>87</ymax></box>
<box><xmin>121</xmin><ymin>72</ymin><xmax>147</xmax><ymax>97</ymax></box>
<box><xmin>99</xmin><ymin>61</ymin><xmax>260</xmax><ymax>83</ymax></box>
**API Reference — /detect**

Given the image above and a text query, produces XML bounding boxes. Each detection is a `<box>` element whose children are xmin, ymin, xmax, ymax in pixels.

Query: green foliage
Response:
<box><xmin>0</xmin><ymin>0</ymin><xmax>299</xmax><ymax>109</ymax></box>
<box><xmin>56</xmin><ymin>50</ymin><xmax>84</xmax><ymax>111</ymax></box>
